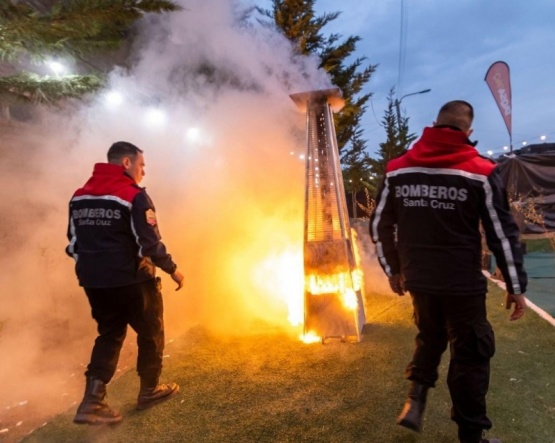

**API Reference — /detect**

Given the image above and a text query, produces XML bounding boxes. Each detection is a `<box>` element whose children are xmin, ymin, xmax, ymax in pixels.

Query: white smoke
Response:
<box><xmin>0</xmin><ymin>0</ymin><xmax>337</xmax><ymax>432</ymax></box>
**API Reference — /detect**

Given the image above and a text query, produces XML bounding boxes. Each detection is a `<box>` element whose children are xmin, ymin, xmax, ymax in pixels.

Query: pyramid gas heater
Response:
<box><xmin>290</xmin><ymin>88</ymin><xmax>366</xmax><ymax>343</ymax></box>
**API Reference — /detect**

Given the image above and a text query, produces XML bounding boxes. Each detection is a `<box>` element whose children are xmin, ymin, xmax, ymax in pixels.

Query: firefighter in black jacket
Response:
<box><xmin>67</xmin><ymin>141</ymin><xmax>185</xmax><ymax>424</ymax></box>
<box><xmin>370</xmin><ymin>101</ymin><xmax>527</xmax><ymax>443</ymax></box>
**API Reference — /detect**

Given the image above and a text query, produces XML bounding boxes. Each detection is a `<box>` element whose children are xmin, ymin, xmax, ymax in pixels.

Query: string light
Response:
<box><xmin>103</xmin><ymin>91</ymin><xmax>123</xmax><ymax>109</ymax></box>
<box><xmin>47</xmin><ymin>60</ymin><xmax>65</xmax><ymax>76</ymax></box>
<box><xmin>485</xmin><ymin>133</ymin><xmax>553</xmax><ymax>156</ymax></box>
<box><xmin>186</xmin><ymin>127</ymin><xmax>200</xmax><ymax>142</ymax></box>
<box><xmin>144</xmin><ymin>107</ymin><xmax>167</xmax><ymax>127</ymax></box>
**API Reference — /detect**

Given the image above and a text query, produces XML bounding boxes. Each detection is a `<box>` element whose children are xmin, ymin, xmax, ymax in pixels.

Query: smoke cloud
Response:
<box><xmin>0</xmin><ymin>0</ymin><xmax>341</xmax><ymax>434</ymax></box>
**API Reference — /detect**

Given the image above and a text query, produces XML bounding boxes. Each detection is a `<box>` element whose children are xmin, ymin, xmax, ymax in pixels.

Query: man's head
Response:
<box><xmin>107</xmin><ymin>141</ymin><xmax>145</xmax><ymax>183</ymax></box>
<box><xmin>434</xmin><ymin>100</ymin><xmax>474</xmax><ymax>136</ymax></box>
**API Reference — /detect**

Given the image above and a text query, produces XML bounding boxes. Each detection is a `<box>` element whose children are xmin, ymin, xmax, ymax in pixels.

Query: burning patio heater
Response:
<box><xmin>290</xmin><ymin>88</ymin><xmax>366</xmax><ymax>343</ymax></box>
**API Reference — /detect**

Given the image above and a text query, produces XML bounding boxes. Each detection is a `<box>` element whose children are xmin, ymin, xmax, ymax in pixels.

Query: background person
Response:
<box><xmin>66</xmin><ymin>141</ymin><xmax>184</xmax><ymax>424</ymax></box>
<box><xmin>370</xmin><ymin>100</ymin><xmax>527</xmax><ymax>443</ymax></box>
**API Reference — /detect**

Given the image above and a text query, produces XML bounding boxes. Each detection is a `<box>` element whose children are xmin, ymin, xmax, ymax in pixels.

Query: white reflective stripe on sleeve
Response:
<box><xmin>483</xmin><ymin>180</ymin><xmax>521</xmax><ymax>293</ymax></box>
<box><xmin>68</xmin><ymin>217</ymin><xmax>78</xmax><ymax>261</ymax></box>
<box><xmin>371</xmin><ymin>177</ymin><xmax>392</xmax><ymax>277</ymax></box>
<box><xmin>130</xmin><ymin>217</ymin><xmax>143</xmax><ymax>258</ymax></box>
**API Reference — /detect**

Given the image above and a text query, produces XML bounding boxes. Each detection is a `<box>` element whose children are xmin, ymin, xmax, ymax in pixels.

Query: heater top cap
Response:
<box><xmin>290</xmin><ymin>88</ymin><xmax>345</xmax><ymax>113</ymax></box>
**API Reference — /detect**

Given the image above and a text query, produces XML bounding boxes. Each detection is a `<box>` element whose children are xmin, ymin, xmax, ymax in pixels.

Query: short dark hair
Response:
<box><xmin>107</xmin><ymin>141</ymin><xmax>143</xmax><ymax>163</ymax></box>
<box><xmin>436</xmin><ymin>100</ymin><xmax>474</xmax><ymax>131</ymax></box>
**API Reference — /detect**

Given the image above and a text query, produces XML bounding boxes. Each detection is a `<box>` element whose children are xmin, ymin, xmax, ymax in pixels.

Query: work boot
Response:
<box><xmin>137</xmin><ymin>379</ymin><xmax>179</xmax><ymax>410</ymax></box>
<box><xmin>459</xmin><ymin>428</ymin><xmax>502</xmax><ymax>443</ymax></box>
<box><xmin>461</xmin><ymin>438</ymin><xmax>501</xmax><ymax>443</ymax></box>
<box><xmin>462</xmin><ymin>438</ymin><xmax>502</xmax><ymax>443</ymax></box>
<box><xmin>396</xmin><ymin>381</ymin><xmax>429</xmax><ymax>432</ymax></box>
<box><xmin>73</xmin><ymin>377</ymin><xmax>122</xmax><ymax>425</ymax></box>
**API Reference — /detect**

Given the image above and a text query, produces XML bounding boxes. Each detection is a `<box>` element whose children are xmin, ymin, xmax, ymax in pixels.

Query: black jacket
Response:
<box><xmin>66</xmin><ymin>163</ymin><xmax>177</xmax><ymax>288</ymax></box>
<box><xmin>370</xmin><ymin>126</ymin><xmax>527</xmax><ymax>296</ymax></box>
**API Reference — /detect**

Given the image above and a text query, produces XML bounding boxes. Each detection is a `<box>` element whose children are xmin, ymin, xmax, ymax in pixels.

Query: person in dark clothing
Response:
<box><xmin>370</xmin><ymin>100</ymin><xmax>527</xmax><ymax>443</ymax></box>
<box><xmin>67</xmin><ymin>141</ymin><xmax>185</xmax><ymax>424</ymax></box>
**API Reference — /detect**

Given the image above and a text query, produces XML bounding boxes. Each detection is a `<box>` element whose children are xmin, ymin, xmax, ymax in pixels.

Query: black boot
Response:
<box><xmin>461</xmin><ymin>438</ymin><xmax>502</xmax><ymax>443</ymax></box>
<box><xmin>137</xmin><ymin>377</ymin><xmax>179</xmax><ymax>410</ymax></box>
<box><xmin>73</xmin><ymin>377</ymin><xmax>122</xmax><ymax>425</ymax></box>
<box><xmin>459</xmin><ymin>427</ymin><xmax>502</xmax><ymax>443</ymax></box>
<box><xmin>396</xmin><ymin>382</ymin><xmax>429</xmax><ymax>432</ymax></box>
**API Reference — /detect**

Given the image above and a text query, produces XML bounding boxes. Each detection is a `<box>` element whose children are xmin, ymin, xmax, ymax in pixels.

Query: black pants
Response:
<box><xmin>84</xmin><ymin>278</ymin><xmax>164</xmax><ymax>385</ymax></box>
<box><xmin>406</xmin><ymin>292</ymin><xmax>495</xmax><ymax>435</ymax></box>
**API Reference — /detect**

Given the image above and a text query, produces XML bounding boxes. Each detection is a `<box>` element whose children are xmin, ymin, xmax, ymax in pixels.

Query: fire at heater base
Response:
<box><xmin>304</xmin><ymin>290</ymin><xmax>365</xmax><ymax>343</ymax></box>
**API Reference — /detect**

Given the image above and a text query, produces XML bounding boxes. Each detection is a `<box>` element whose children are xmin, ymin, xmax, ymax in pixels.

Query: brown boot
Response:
<box><xmin>137</xmin><ymin>379</ymin><xmax>179</xmax><ymax>410</ymax></box>
<box><xmin>73</xmin><ymin>377</ymin><xmax>122</xmax><ymax>425</ymax></box>
<box><xmin>396</xmin><ymin>382</ymin><xmax>429</xmax><ymax>432</ymax></box>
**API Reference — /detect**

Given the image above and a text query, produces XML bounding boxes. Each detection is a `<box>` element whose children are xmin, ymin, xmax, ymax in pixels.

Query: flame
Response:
<box><xmin>244</xmin><ymin>237</ymin><xmax>364</xmax><ymax>340</ymax></box>
<box><xmin>251</xmin><ymin>247</ymin><xmax>304</xmax><ymax>326</ymax></box>
<box><xmin>342</xmin><ymin>288</ymin><xmax>358</xmax><ymax>310</ymax></box>
<box><xmin>300</xmin><ymin>331</ymin><xmax>321</xmax><ymax>344</ymax></box>
<box><xmin>304</xmin><ymin>269</ymin><xmax>362</xmax><ymax>311</ymax></box>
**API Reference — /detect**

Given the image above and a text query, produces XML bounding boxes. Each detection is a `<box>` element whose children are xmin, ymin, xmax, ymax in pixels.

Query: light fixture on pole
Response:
<box><xmin>395</xmin><ymin>88</ymin><xmax>431</xmax><ymax>131</ymax></box>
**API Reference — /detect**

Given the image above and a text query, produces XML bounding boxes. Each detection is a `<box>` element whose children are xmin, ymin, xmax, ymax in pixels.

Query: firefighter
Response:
<box><xmin>66</xmin><ymin>141</ymin><xmax>184</xmax><ymax>424</ymax></box>
<box><xmin>370</xmin><ymin>101</ymin><xmax>527</xmax><ymax>443</ymax></box>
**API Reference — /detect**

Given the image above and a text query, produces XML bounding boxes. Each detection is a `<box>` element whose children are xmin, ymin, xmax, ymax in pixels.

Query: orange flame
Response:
<box><xmin>304</xmin><ymin>269</ymin><xmax>362</xmax><ymax>311</ymax></box>
<box><xmin>300</xmin><ymin>331</ymin><xmax>322</xmax><ymax>344</ymax></box>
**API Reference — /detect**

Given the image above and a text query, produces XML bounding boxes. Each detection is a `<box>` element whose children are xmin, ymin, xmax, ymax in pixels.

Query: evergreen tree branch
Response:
<box><xmin>0</xmin><ymin>0</ymin><xmax>181</xmax><ymax>61</ymax></box>
<box><xmin>0</xmin><ymin>72</ymin><xmax>104</xmax><ymax>104</ymax></box>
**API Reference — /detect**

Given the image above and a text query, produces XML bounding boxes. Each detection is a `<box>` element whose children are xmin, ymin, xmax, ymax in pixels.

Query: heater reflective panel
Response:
<box><xmin>291</xmin><ymin>88</ymin><xmax>366</xmax><ymax>343</ymax></box>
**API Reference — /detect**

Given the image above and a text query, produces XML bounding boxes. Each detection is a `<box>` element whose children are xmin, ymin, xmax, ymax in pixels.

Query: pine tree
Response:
<box><xmin>368</xmin><ymin>88</ymin><xmax>417</xmax><ymax>195</ymax></box>
<box><xmin>260</xmin><ymin>0</ymin><xmax>376</xmax><ymax>154</ymax></box>
<box><xmin>341</xmin><ymin>123</ymin><xmax>372</xmax><ymax>217</ymax></box>
<box><xmin>0</xmin><ymin>0</ymin><xmax>180</xmax><ymax>106</ymax></box>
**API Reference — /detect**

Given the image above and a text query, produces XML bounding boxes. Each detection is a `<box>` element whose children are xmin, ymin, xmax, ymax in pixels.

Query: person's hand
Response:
<box><xmin>171</xmin><ymin>270</ymin><xmax>184</xmax><ymax>291</ymax></box>
<box><xmin>388</xmin><ymin>273</ymin><xmax>405</xmax><ymax>296</ymax></box>
<box><xmin>505</xmin><ymin>292</ymin><xmax>527</xmax><ymax>321</ymax></box>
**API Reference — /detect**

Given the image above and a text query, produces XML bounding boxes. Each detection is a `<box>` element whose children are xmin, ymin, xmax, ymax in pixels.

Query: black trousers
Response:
<box><xmin>84</xmin><ymin>278</ymin><xmax>164</xmax><ymax>385</ymax></box>
<box><xmin>406</xmin><ymin>292</ymin><xmax>495</xmax><ymax>434</ymax></box>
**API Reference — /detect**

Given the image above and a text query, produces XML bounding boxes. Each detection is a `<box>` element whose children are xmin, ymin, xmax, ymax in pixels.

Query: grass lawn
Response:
<box><xmin>524</xmin><ymin>237</ymin><xmax>554</xmax><ymax>253</ymax></box>
<box><xmin>21</xmin><ymin>282</ymin><xmax>554</xmax><ymax>443</ymax></box>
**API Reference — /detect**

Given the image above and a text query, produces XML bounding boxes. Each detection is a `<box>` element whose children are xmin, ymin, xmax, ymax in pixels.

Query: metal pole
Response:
<box><xmin>395</xmin><ymin>88</ymin><xmax>431</xmax><ymax>132</ymax></box>
<box><xmin>395</xmin><ymin>99</ymin><xmax>402</xmax><ymax>132</ymax></box>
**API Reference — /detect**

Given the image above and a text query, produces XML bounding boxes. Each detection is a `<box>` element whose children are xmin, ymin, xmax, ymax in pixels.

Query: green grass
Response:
<box><xmin>524</xmin><ymin>238</ymin><xmax>554</xmax><ymax>253</ymax></box>
<box><xmin>22</xmin><ymin>283</ymin><xmax>555</xmax><ymax>443</ymax></box>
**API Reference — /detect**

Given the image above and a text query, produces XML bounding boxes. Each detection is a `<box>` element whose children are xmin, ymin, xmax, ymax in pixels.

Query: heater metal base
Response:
<box><xmin>304</xmin><ymin>291</ymin><xmax>365</xmax><ymax>342</ymax></box>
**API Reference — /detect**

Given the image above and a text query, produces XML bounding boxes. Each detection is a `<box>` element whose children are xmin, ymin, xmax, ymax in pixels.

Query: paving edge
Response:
<box><xmin>483</xmin><ymin>270</ymin><xmax>555</xmax><ymax>327</ymax></box>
